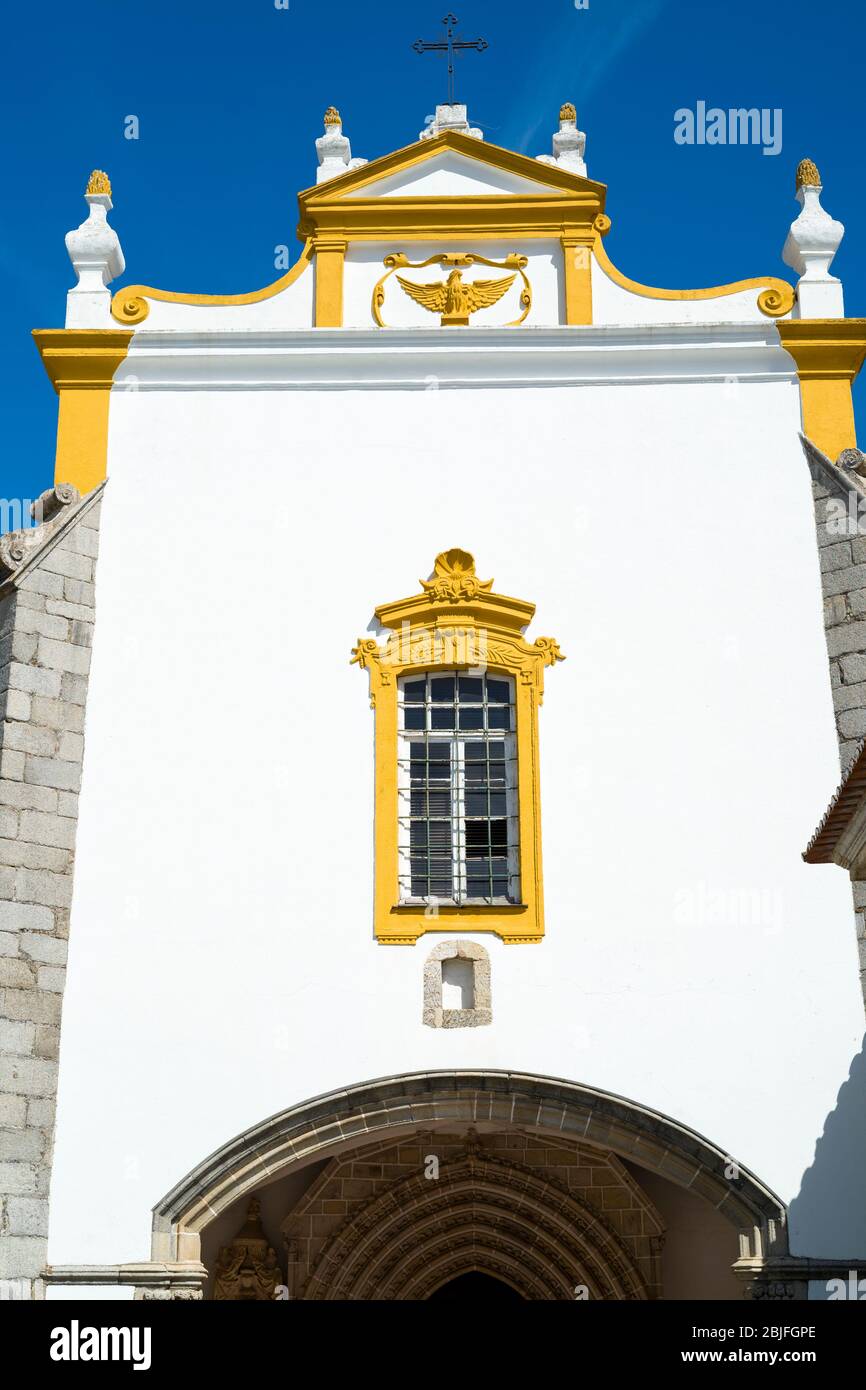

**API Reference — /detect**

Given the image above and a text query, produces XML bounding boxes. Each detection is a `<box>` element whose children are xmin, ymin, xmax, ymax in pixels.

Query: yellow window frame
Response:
<box><xmin>352</xmin><ymin>550</ymin><xmax>564</xmax><ymax>946</ymax></box>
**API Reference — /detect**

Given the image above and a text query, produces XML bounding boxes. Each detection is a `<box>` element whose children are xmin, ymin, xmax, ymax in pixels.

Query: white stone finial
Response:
<box><xmin>316</xmin><ymin>106</ymin><xmax>368</xmax><ymax>184</ymax></box>
<box><xmin>419</xmin><ymin>104</ymin><xmax>484</xmax><ymax>142</ymax></box>
<box><xmin>64</xmin><ymin>172</ymin><xmax>125</xmax><ymax>328</ymax></box>
<box><xmin>783</xmin><ymin>159</ymin><xmax>845</xmax><ymax>319</ymax></box>
<box><xmin>536</xmin><ymin>103</ymin><xmax>587</xmax><ymax>178</ymax></box>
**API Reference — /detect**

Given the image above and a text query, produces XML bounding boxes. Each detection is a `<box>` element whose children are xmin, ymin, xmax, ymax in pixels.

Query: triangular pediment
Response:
<box><xmin>300</xmin><ymin>130</ymin><xmax>606</xmax><ymax>207</ymax></box>
<box><xmin>343</xmin><ymin>149</ymin><xmax>565</xmax><ymax>200</ymax></box>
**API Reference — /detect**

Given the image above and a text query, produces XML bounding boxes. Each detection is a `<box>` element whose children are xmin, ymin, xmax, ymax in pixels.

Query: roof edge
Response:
<box><xmin>0</xmin><ymin>481</ymin><xmax>106</xmax><ymax>599</ymax></box>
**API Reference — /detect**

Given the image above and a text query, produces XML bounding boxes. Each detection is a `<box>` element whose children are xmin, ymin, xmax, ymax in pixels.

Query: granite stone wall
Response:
<box><xmin>0</xmin><ymin>487</ymin><xmax>102</xmax><ymax>1297</ymax></box>
<box><xmin>803</xmin><ymin>437</ymin><xmax>866</xmax><ymax>1008</ymax></box>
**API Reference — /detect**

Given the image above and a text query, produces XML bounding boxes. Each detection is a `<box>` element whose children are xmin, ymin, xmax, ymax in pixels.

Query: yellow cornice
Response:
<box><xmin>593</xmin><ymin>237</ymin><xmax>796</xmax><ymax>319</ymax></box>
<box><xmin>111</xmin><ymin>240</ymin><xmax>315</xmax><ymax>325</ymax></box>
<box><xmin>776</xmin><ymin>319</ymin><xmax>866</xmax><ymax>379</ymax></box>
<box><xmin>777</xmin><ymin>318</ymin><xmax>866</xmax><ymax>459</ymax></box>
<box><xmin>304</xmin><ymin>197</ymin><xmax>602</xmax><ymax>242</ymax></box>
<box><xmin>32</xmin><ymin>329</ymin><xmax>133</xmax><ymax>494</ymax></box>
<box><xmin>32</xmin><ymin>329</ymin><xmax>133</xmax><ymax>390</ymax></box>
<box><xmin>298</xmin><ymin>130</ymin><xmax>607</xmax><ymax>246</ymax></box>
<box><xmin>376</xmin><ymin>582</ymin><xmax>535</xmax><ymax>638</ymax></box>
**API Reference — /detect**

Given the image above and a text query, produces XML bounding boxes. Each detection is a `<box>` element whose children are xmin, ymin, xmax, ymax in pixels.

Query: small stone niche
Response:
<box><xmin>423</xmin><ymin>941</ymin><xmax>492</xmax><ymax>1029</ymax></box>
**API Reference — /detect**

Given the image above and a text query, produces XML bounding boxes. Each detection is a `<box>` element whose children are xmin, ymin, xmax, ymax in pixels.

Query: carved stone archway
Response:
<box><xmin>296</xmin><ymin>1147</ymin><xmax>653</xmax><ymax>1300</ymax></box>
<box><xmin>151</xmin><ymin>1070</ymin><xmax>788</xmax><ymax>1298</ymax></box>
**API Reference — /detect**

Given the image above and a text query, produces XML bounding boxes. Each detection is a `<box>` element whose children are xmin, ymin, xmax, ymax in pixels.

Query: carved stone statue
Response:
<box><xmin>212</xmin><ymin>1196</ymin><xmax>284</xmax><ymax>1300</ymax></box>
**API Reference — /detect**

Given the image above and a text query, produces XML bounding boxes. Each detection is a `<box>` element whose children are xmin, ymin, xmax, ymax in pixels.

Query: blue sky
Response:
<box><xmin>1</xmin><ymin>0</ymin><xmax>864</xmax><ymax>510</ymax></box>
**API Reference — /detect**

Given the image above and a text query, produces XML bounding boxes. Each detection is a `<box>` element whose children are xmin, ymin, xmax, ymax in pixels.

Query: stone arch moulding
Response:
<box><xmin>151</xmin><ymin>1071</ymin><xmax>788</xmax><ymax>1279</ymax></box>
<box><xmin>295</xmin><ymin>1148</ymin><xmax>652</xmax><ymax>1300</ymax></box>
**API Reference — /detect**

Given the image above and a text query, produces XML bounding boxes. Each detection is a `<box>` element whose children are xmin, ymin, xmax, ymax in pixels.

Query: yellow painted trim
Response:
<box><xmin>110</xmin><ymin>240</ymin><xmax>315</xmax><ymax>325</ymax></box>
<box><xmin>110</xmin><ymin>135</ymin><xmax>606</xmax><ymax>329</ymax></box>
<box><xmin>313</xmin><ymin>236</ymin><xmax>347</xmax><ymax>327</ymax></box>
<box><xmin>593</xmin><ymin>237</ymin><xmax>796</xmax><ymax>319</ymax></box>
<box><xmin>777</xmin><ymin>319</ymin><xmax>866</xmax><ymax>460</ymax></box>
<box><xmin>372</xmin><ymin>252</ymin><xmax>532</xmax><ymax>329</ymax></box>
<box><xmin>298</xmin><ymin>133</ymin><xmax>607</xmax><ymax>249</ymax></box>
<box><xmin>352</xmin><ymin>550</ymin><xmax>564</xmax><ymax>946</ymax></box>
<box><xmin>561</xmin><ymin>235</ymin><xmax>594</xmax><ymax>325</ymax></box>
<box><xmin>299</xmin><ymin>199</ymin><xmax>603</xmax><ymax>243</ymax></box>
<box><xmin>32</xmin><ymin>329</ymin><xmax>132</xmax><ymax>493</ymax></box>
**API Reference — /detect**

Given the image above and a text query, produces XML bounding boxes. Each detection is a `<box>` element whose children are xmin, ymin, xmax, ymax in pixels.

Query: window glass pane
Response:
<box><xmin>458</xmin><ymin>676</ymin><xmax>483</xmax><ymax>701</ymax></box>
<box><xmin>489</xmin><ymin>793</ymin><xmax>507</xmax><ymax>817</ymax></box>
<box><xmin>430</xmin><ymin>676</ymin><xmax>456</xmax><ymax>703</ymax></box>
<box><xmin>404</xmin><ymin>707</ymin><xmax>426</xmax><ymax>731</ymax></box>
<box><xmin>486</xmin><ymin>678</ymin><xmax>510</xmax><ymax>704</ymax></box>
<box><xmin>429</xmin><ymin>869</ymin><xmax>454</xmax><ymax>897</ymax></box>
<box><xmin>490</xmin><ymin>821</ymin><xmax>508</xmax><ymax>851</ymax></box>
<box><xmin>465</xmin><ymin>792</ymin><xmax>488</xmax><ymax>816</ymax></box>
<box><xmin>428</xmin><ymin>823</ymin><xmax>452</xmax><ymax>852</ymax></box>
<box><xmin>489</xmin><ymin>761</ymin><xmax>506</xmax><ymax>786</ymax></box>
<box><xmin>487</xmin><ymin>707</ymin><xmax>511</xmax><ymax>732</ymax></box>
<box><xmin>458</xmin><ymin>707</ymin><xmax>484</xmax><ymax>731</ymax></box>
<box><xmin>404</xmin><ymin>679</ymin><xmax>427</xmax><ymax>704</ymax></box>
<box><xmin>465</xmin><ymin>823</ymin><xmax>490</xmax><ymax>857</ymax></box>
<box><xmin>428</xmin><ymin>750</ymin><xmax>451</xmax><ymax>780</ymax></box>
<box><xmin>465</xmin><ymin>742</ymin><xmax>487</xmax><ymax>762</ymax></box>
<box><xmin>488</xmin><ymin>741</ymin><xmax>506</xmax><ymax>760</ymax></box>
<box><xmin>431</xmin><ymin>707</ymin><xmax>456</xmax><ymax>731</ymax></box>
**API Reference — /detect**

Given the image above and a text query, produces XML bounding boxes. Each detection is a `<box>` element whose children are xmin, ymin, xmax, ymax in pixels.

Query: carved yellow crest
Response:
<box><xmin>373</xmin><ymin>252</ymin><xmax>532</xmax><ymax>328</ymax></box>
<box><xmin>397</xmin><ymin>267</ymin><xmax>516</xmax><ymax>326</ymax></box>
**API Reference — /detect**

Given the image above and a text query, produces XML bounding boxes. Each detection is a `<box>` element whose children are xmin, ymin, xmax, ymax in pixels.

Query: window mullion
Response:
<box><xmin>506</xmin><ymin>730</ymin><xmax>520</xmax><ymax>902</ymax></box>
<box><xmin>454</xmin><ymin>735</ymin><xmax>466</xmax><ymax>905</ymax></box>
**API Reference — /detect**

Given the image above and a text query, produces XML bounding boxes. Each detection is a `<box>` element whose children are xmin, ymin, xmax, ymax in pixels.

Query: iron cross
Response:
<box><xmin>413</xmin><ymin>13</ymin><xmax>488</xmax><ymax>106</ymax></box>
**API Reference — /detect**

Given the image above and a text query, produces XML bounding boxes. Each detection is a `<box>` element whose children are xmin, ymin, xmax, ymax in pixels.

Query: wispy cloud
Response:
<box><xmin>503</xmin><ymin>0</ymin><xmax>674</xmax><ymax>154</ymax></box>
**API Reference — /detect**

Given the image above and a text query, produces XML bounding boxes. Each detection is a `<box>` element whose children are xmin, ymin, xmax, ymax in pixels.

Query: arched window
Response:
<box><xmin>352</xmin><ymin>550</ymin><xmax>563</xmax><ymax>945</ymax></box>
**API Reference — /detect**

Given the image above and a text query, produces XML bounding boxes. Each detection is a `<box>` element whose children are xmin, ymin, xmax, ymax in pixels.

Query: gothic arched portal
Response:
<box><xmin>152</xmin><ymin>1070</ymin><xmax>787</xmax><ymax>1301</ymax></box>
<box><xmin>288</xmin><ymin>1136</ymin><xmax>659</xmax><ymax>1300</ymax></box>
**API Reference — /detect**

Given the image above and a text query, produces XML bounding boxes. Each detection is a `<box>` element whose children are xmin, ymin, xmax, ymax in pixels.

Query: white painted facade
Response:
<box><xmin>46</xmin><ymin>114</ymin><xmax>866</xmax><ymax>1285</ymax></box>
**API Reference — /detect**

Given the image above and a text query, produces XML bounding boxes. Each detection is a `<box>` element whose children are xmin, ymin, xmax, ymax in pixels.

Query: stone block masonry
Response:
<box><xmin>803</xmin><ymin>438</ymin><xmax>866</xmax><ymax>1010</ymax></box>
<box><xmin>0</xmin><ymin>485</ymin><xmax>102</xmax><ymax>1296</ymax></box>
<box><xmin>805</xmin><ymin>439</ymin><xmax>866</xmax><ymax>769</ymax></box>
